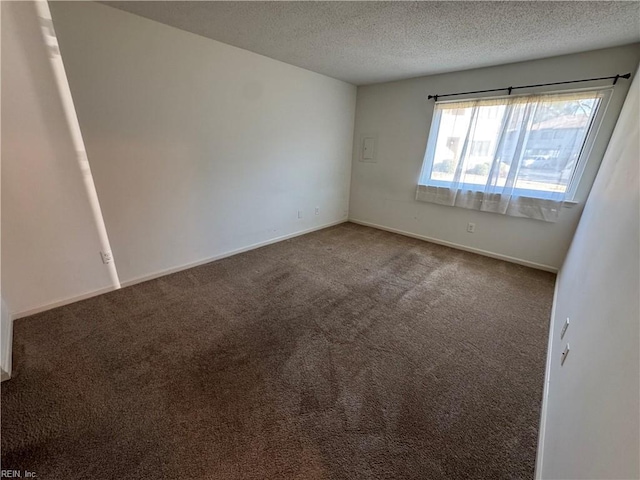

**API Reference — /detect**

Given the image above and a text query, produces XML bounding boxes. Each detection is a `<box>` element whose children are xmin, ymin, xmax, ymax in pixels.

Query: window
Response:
<box><xmin>417</xmin><ymin>90</ymin><xmax>609</xmax><ymax>222</ymax></box>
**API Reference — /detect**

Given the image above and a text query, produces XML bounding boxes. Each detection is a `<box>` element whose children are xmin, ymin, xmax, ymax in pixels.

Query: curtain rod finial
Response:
<box><xmin>612</xmin><ymin>73</ymin><xmax>631</xmax><ymax>85</ymax></box>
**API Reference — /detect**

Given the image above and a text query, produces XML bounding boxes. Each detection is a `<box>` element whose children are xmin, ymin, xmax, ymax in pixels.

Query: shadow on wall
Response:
<box><xmin>33</xmin><ymin>1</ymin><xmax>120</xmax><ymax>289</ymax></box>
<box><xmin>1</xmin><ymin>1</ymin><xmax>122</xmax><ymax>319</ymax></box>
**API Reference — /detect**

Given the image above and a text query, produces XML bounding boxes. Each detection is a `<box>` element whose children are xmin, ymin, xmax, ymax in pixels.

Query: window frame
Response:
<box><xmin>419</xmin><ymin>87</ymin><xmax>613</xmax><ymax>202</ymax></box>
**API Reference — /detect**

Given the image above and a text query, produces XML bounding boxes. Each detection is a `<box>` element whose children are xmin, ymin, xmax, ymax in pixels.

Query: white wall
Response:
<box><xmin>1</xmin><ymin>1</ymin><xmax>115</xmax><ymax>317</ymax></box>
<box><xmin>49</xmin><ymin>2</ymin><xmax>356</xmax><ymax>286</ymax></box>
<box><xmin>537</xmin><ymin>66</ymin><xmax>639</xmax><ymax>479</ymax></box>
<box><xmin>350</xmin><ymin>45</ymin><xmax>640</xmax><ymax>270</ymax></box>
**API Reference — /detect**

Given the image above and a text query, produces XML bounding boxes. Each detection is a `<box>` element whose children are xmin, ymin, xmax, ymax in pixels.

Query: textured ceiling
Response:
<box><xmin>102</xmin><ymin>1</ymin><xmax>640</xmax><ymax>85</ymax></box>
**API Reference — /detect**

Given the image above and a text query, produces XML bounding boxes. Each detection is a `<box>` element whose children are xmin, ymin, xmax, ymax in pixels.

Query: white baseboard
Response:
<box><xmin>11</xmin><ymin>219</ymin><xmax>348</xmax><ymax>321</ymax></box>
<box><xmin>1</xmin><ymin>312</ymin><xmax>13</xmax><ymax>382</ymax></box>
<box><xmin>11</xmin><ymin>285</ymin><xmax>118</xmax><ymax>321</ymax></box>
<box><xmin>534</xmin><ymin>273</ymin><xmax>561</xmax><ymax>479</ymax></box>
<box><xmin>349</xmin><ymin>218</ymin><xmax>558</xmax><ymax>273</ymax></box>
<box><xmin>122</xmin><ymin>219</ymin><xmax>348</xmax><ymax>288</ymax></box>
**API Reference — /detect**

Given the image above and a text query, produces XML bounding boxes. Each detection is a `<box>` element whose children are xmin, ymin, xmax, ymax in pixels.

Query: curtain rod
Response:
<box><xmin>427</xmin><ymin>73</ymin><xmax>631</xmax><ymax>101</ymax></box>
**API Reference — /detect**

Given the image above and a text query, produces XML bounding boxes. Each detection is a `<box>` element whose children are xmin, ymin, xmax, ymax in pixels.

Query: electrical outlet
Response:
<box><xmin>561</xmin><ymin>317</ymin><xmax>570</xmax><ymax>339</ymax></box>
<box><xmin>100</xmin><ymin>251</ymin><xmax>113</xmax><ymax>264</ymax></box>
<box><xmin>467</xmin><ymin>222</ymin><xmax>476</xmax><ymax>233</ymax></box>
<box><xmin>561</xmin><ymin>343</ymin><xmax>570</xmax><ymax>365</ymax></box>
<box><xmin>315</xmin><ymin>207</ymin><xmax>320</xmax><ymax>216</ymax></box>
<box><xmin>297</xmin><ymin>210</ymin><xmax>303</xmax><ymax>219</ymax></box>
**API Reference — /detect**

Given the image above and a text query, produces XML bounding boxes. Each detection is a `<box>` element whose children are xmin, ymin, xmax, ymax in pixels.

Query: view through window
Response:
<box><xmin>420</xmin><ymin>91</ymin><xmax>605</xmax><ymax>198</ymax></box>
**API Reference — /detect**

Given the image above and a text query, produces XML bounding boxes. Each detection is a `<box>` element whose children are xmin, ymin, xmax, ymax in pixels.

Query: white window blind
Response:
<box><xmin>416</xmin><ymin>90</ymin><xmax>607</xmax><ymax>222</ymax></box>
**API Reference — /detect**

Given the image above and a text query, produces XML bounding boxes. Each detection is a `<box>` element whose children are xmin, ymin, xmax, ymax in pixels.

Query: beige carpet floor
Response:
<box><xmin>1</xmin><ymin>223</ymin><xmax>555</xmax><ymax>479</ymax></box>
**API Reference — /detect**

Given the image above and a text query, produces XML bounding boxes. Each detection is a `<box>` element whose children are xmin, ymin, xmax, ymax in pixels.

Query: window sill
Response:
<box><xmin>421</xmin><ymin>182</ymin><xmax>581</xmax><ymax>207</ymax></box>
